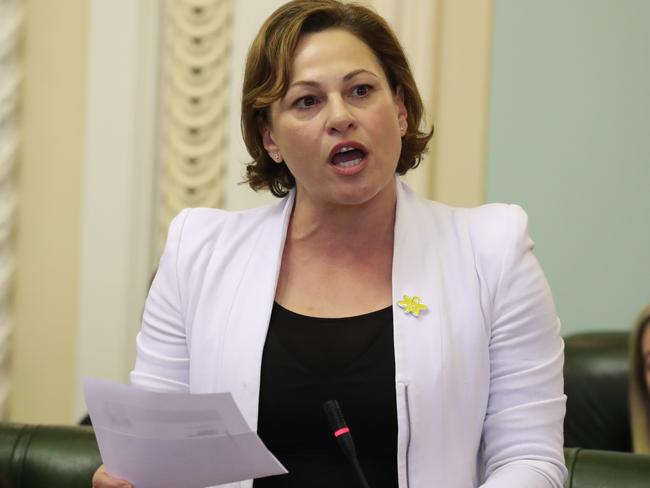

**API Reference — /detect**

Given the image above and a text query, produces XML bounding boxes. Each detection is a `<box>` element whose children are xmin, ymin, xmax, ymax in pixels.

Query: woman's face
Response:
<box><xmin>642</xmin><ymin>323</ymin><xmax>650</xmax><ymax>393</ymax></box>
<box><xmin>262</xmin><ymin>28</ymin><xmax>407</xmax><ymax>209</ymax></box>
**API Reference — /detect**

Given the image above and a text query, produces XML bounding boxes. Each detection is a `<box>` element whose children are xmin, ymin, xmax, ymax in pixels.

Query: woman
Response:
<box><xmin>94</xmin><ymin>1</ymin><xmax>566</xmax><ymax>487</ymax></box>
<box><xmin>630</xmin><ymin>304</ymin><xmax>650</xmax><ymax>454</ymax></box>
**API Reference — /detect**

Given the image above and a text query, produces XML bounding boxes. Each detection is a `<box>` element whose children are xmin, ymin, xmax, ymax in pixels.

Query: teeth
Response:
<box><xmin>337</xmin><ymin>146</ymin><xmax>356</xmax><ymax>154</ymax></box>
<box><xmin>336</xmin><ymin>158</ymin><xmax>362</xmax><ymax>168</ymax></box>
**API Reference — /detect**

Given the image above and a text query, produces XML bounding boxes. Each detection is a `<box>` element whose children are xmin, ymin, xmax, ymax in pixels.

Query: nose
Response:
<box><xmin>326</xmin><ymin>97</ymin><xmax>355</xmax><ymax>135</ymax></box>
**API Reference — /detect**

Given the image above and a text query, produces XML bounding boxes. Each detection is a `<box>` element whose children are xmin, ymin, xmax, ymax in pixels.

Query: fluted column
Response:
<box><xmin>158</xmin><ymin>0</ymin><xmax>232</xmax><ymax>249</ymax></box>
<box><xmin>0</xmin><ymin>0</ymin><xmax>21</xmax><ymax>419</ymax></box>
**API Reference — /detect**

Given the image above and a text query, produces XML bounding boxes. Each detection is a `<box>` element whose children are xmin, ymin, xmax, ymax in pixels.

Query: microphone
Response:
<box><xmin>322</xmin><ymin>399</ymin><xmax>370</xmax><ymax>488</ymax></box>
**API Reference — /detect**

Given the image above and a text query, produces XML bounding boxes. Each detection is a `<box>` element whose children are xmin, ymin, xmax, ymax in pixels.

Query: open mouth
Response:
<box><xmin>330</xmin><ymin>145</ymin><xmax>367</xmax><ymax>169</ymax></box>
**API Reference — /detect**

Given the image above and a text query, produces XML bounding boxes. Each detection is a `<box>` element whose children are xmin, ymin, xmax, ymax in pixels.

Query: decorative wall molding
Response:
<box><xmin>158</xmin><ymin>0</ymin><xmax>232</xmax><ymax>248</ymax></box>
<box><xmin>0</xmin><ymin>0</ymin><xmax>21</xmax><ymax>420</ymax></box>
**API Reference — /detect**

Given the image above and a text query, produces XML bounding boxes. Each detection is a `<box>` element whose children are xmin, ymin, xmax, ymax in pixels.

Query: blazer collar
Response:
<box><xmin>220</xmin><ymin>178</ymin><xmax>443</xmax><ymax>426</ymax></box>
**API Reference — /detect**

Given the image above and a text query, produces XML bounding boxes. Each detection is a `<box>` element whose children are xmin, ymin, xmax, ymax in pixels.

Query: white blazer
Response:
<box><xmin>131</xmin><ymin>178</ymin><xmax>567</xmax><ymax>488</ymax></box>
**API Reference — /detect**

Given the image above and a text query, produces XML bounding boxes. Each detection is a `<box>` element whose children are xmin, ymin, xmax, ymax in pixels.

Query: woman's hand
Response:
<box><xmin>92</xmin><ymin>464</ymin><xmax>133</xmax><ymax>488</ymax></box>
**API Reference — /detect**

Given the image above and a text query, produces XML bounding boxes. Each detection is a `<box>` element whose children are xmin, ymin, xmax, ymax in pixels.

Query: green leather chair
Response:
<box><xmin>0</xmin><ymin>422</ymin><xmax>101</xmax><ymax>487</ymax></box>
<box><xmin>2</xmin><ymin>422</ymin><xmax>650</xmax><ymax>487</ymax></box>
<box><xmin>564</xmin><ymin>447</ymin><xmax>650</xmax><ymax>488</ymax></box>
<box><xmin>561</xmin><ymin>331</ymin><xmax>650</xmax><ymax>485</ymax></box>
<box><xmin>563</xmin><ymin>331</ymin><xmax>631</xmax><ymax>451</ymax></box>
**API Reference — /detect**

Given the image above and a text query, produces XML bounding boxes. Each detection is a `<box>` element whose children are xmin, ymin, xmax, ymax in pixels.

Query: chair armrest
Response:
<box><xmin>0</xmin><ymin>422</ymin><xmax>102</xmax><ymax>488</ymax></box>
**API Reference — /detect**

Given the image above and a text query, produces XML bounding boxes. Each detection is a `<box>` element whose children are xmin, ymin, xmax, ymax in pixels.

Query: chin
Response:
<box><xmin>328</xmin><ymin>182</ymin><xmax>391</xmax><ymax>207</ymax></box>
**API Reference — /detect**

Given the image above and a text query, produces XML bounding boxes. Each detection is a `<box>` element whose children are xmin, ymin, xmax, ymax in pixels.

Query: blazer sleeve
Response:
<box><xmin>130</xmin><ymin>209</ymin><xmax>191</xmax><ymax>392</ymax></box>
<box><xmin>476</xmin><ymin>205</ymin><xmax>567</xmax><ymax>487</ymax></box>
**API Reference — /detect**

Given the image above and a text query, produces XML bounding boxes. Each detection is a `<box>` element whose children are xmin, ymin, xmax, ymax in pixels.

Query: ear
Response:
<box><xmin>394</xmin><ymin>85</ymin><xmax>408</xmax><ymax>133</ymax></box>
<box><xmin>258</xmin><ymin>117</ymin><xmax>280</xmax><ymax>155</ymax></box>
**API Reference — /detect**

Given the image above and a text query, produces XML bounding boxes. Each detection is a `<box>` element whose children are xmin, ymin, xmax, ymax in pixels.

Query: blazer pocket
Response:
<box><xmin>396</xmin><ymin>382</ymin><xmax>411</xmax><ymax>488</ymax></box>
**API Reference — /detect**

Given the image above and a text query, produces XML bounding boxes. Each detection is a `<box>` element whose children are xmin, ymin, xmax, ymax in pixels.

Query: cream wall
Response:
<box><xmin>427</xmin><ymin>0</ymin><xmax>492</xmax><ymax>206</ymax></box>
<box><xmin>10</xmin><ymin>0</ymin><xmax>88</xmax><ymax>423</ymax></box>
<box><xmin>74</xmin><ymin>0</ymin><xmax>162</xmax><ymax>420</ymax></box>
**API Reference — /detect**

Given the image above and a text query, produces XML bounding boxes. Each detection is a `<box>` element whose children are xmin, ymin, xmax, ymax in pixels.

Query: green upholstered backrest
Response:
<box><xmin>563</xmin><ymin>332</ymin><xmax>631</xmax><ymax>451</ymax></box>
<box><xmin>0</xmin><ymin>422</ymin><xmax>102</xmax><ymax>488</ymax></box>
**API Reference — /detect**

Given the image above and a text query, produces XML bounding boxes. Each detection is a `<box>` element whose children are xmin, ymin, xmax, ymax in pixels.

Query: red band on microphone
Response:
<box><xmin>334</xmin><ymin>427</ymin><xmax>350</xmax><ymax>438</ymax></box>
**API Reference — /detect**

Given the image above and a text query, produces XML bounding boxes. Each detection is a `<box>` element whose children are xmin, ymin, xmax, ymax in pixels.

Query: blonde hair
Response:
<box><xmin>630</xmin><ymin>303</ymin><xmax>650</xmax><ymax>453</ymax></box>
<box><xmin>241</xmin><ymin>0</ymin><xmax>433</xmax><ymax>197</ymax></box>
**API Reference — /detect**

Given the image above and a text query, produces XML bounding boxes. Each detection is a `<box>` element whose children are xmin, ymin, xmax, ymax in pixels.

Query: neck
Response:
<box><xmin>288</xmin><ymin>181</ymin><xmax>397</xmax><ymax>250</ymax></box>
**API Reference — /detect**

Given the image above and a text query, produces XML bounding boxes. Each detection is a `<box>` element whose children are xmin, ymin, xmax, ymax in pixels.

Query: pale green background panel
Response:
<box><xmin>486</xmin><ymin>1</ymin><xmax>650</xmax><ymax>336</ymax></box>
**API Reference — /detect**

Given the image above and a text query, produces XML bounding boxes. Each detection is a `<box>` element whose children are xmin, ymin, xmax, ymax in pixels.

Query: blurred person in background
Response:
<box><xmin>630</xmin><ymin>304</ymin><xmax>650</xmax><ymax>454</ymax></box>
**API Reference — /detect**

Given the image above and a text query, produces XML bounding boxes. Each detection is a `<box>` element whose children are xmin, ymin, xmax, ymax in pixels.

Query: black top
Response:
<box><xmin>253</xmin><ymin>302</ymin><xmax>398</xmax><ymax>488</ymax></box>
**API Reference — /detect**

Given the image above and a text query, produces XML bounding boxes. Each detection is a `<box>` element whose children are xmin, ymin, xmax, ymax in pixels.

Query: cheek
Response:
<box><xmin>373</xmin><ymin>105</ymin><xmax>402</xmax><ymax>139</ymax></box>
<box><xmin>280</xmin><ymin>122</ymin><xmax>320</xmax><ymax>155</ymax></box>
<box><xmin>374</xmin><ymin>113</ymin><xmax>404</xmax><ymax>156</ymax></box>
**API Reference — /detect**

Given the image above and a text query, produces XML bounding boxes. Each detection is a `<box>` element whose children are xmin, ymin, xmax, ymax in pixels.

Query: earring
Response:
<box><xmin>270</xmin><ymin>152</ymin><xmax>282</xmax><ymax>162</ymax></box>
<box><xmin>399</xmin><ymin>121</ymin><xmax>407</xmax><ymax>136</ymax></box>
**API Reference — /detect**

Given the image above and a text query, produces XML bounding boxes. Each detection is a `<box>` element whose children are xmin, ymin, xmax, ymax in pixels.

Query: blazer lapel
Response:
<box><xmin>392</xmin><ymin>179</ymin><xmax>446</xmax><ymax>482</ymax></box>
<box><xmin>392</xmin><ymin>178</ymin><xmax>444</xmax><ymax>382</ymax></box>
<box><xmin>217</xmin><ymin>191</ymin><xmax>295</xmax><ymax>431</ymax></box>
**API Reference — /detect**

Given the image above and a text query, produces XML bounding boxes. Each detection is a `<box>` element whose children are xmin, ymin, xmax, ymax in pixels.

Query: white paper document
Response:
<box><xmin>83</xmin><ymin>378</ymin><xmax>287</xmax><ymax>488</ymax></box>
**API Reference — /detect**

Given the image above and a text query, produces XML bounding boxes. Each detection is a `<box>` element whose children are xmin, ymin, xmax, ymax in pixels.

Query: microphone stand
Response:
<box><xmin>323</xmin><ymin>399</ymin><xmax>371</xmax><ymax>488</ymax></box>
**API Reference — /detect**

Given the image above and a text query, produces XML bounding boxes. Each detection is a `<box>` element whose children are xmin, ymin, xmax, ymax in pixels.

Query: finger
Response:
<box><xmin>92</xmin><ymin>467</ymin><xmax>133</xmax><ymax>488</ymax></box>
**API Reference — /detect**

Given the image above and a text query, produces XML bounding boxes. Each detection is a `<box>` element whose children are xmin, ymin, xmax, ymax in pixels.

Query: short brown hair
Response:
<box><xmin>241</xmin><ymin>0</ymin><xmax>433</xmax><ymax>197</ymax></box>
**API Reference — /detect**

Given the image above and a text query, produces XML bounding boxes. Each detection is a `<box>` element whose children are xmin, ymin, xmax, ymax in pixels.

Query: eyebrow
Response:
<box><xmin>288</xmin><ymin>69</ymin><xmax>379</xmax><ymax>90</ymax></box>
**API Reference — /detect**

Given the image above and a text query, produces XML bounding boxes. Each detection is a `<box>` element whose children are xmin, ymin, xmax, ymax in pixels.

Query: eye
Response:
<box><xmin>351</xmin><ymin>84</ymin><xmax>373</xmax><ymax>98</ymax></box>
<box><xmin>294</xmin><ymin>95</ymin><xmax>319</xmax><ymax>109</ymax></box>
